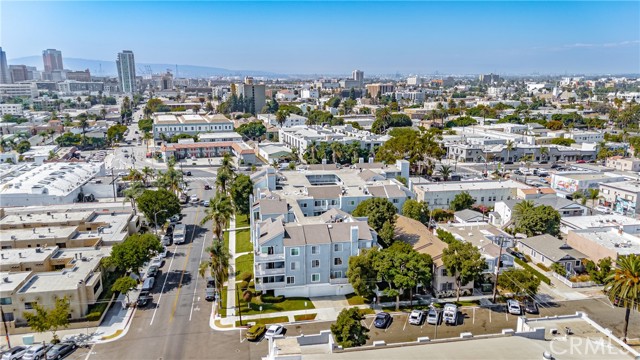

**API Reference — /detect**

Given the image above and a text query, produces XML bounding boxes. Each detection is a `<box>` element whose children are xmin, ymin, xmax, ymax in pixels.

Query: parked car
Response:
<box><xmin>158</xmin><ymin>247</ymin><xmax>169</xmax><ymax>259</ymax></box>
<box><xmin>265</xmin><ymin>324</ymin><xmax>285</xmax><ymax>338</ymax></box>
<box><xmin>205</xmin><ymin>287</ymin><xmax>215</xmax><ymax>301</ymax></box>
<box><xmin>443</xmin><ymin>303</ymin><xmax>458</xmax><ymax>325</ymax></box>
<box><xmin>204</xmin><ymin>184</ymin><xmax>211</xmax><ymax>190</ymax></box>
<box><xmin>162</xmin><ymin>235</ymin><xmax>172</xmax><ymax>246</ymax></box>
<box><xmin>137</xmin><ymin>291</ymin><xmax>151</xmax><ymax>307</ymax></box>
<box><xmin>245</xmin><ymin>324</ymin><xmax>266</xmax><ymax>341</ymax></box>
<box><xmin>170</xmin><ymin>214</ymin><xmax>182</xmax><ymax>223</ymax></box>
<box><xmin>524</xmin><ymin>301</ymin><xmax>539</xmax><ymax>314</ymax></box>
<box><xmin>22</xmin><ymin>344</ymin><xmax>52</xmax><ymax>360</ymax></box>
<box><xmin>185</xmin><ymin>171</ymin><xmax>192</xmax><ymax>176</ymax></box>
<box><xmin>507</xmin><ymin>299</ymin><xmax>522</xmax><ymax>315</ymax></box>
<box><xmin>507</xmin><ymin>248</ymin><xmax>527</xmax><ymax>262</ymax></box>
<box><xmin>150</xmin><ymin>256</ymin><xmax>165</xmax><ymax>268</ymax></box>
<box><xmin>203</xmin><ymin>200</ymin><xmax>210</xmax><ymax>207</ymax></box>
<box><xmin>46</xmin><ymin>342</ymin><xmax>76</xmax><ymax>360</ymax></box>
<box><xmin>373</xmin><ymin>312</ymin><xmax>392</xmax><ymax>329</ymax></box>
<box><xmin>595</xmin><ymin>206</ymin><xmax>611</xmax><ymax>214</ymax></box>
<box><xmin>426</xmin><ymin>308</ymin><xmax>442</xmax><ymax>325</ymax></box>
<box><xmin>2</xmin><ymin>346</ymin><xmax>27</xmax><ymax>360</ymax></box>
<box><xmin>206</xmin><ymin>276</ymin><xmax>215</xmax><ymax>288</ymax></box>
<box><xmin>576</xmin><ymin>160</ymin><xmax>586</xmax><ymax>164</ymax></box>
<box><xmin>190</xmin><ymin>156</ymin><xmax>196</xmax><ymax>161</ymax></box>
<box><xmin>408</xmin><ymin>310</ymin><xmax>425</xmax><ymax>325</ymax></box>
<box><xmin>190</xmin><ymin>194</ymin><xmax>198</xmax><ymax>203</ymax></box>
<box><xmin>550</xmin><ymin>164</ymin><xmax>561</xmax><ymax>169</ymax></box>
<box><xmin>146</xmin><ymin>265</ymin><xmax>159</xmax><ymax>279</ymax></box>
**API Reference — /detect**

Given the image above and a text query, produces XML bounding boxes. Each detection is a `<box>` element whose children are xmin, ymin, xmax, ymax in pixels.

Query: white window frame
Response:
<box><xmin>290</xmin><ymin>261</ymin><xmax>298</xmax><ymax>271</ymax></box>
<box><xmin>290</xmin><ymin>248</ymin><xmax>300</xmax><ymax>256</ymax></box>
<box><xmin>311</xmin><ymin>273</ymin><xmax>320</xmax><ymax>283</ymax></box>
<box><xmin>311</xmin><ymin>260</ymin><xmax>320</xmax><ymax>268</ymax></box>
<box><xmin>286</xmin><ymin>276</ymin><xmax>295</xmax><ymax>284</ymax></box>
<box><xmin>334</xmin><ymin>243</ymin><xmax>342</xmax><ymax>252</ymax></box>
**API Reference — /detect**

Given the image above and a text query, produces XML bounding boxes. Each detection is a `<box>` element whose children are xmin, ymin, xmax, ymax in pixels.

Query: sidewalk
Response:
<box><xmin>226</xmin><ymin>216</ymin><xmax>238</xmax><ymax>317</ymax></box>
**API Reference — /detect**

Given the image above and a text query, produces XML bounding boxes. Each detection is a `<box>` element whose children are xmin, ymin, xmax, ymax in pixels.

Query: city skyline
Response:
<box><xmin>1</xmin><ymin>1</ymin><xmax>638</xmax><ymax>75</ymax></box>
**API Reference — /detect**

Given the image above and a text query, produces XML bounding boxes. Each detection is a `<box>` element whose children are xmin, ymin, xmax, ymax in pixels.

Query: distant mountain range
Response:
<box><xmin>8</xmin><ymin>56</ymin><xmax>284</xmax><ymax>78</ymax></box>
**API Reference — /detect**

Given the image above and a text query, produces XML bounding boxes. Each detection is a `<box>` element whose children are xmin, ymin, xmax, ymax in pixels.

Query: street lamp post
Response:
<box><xmin>153</xmin><ymin>209</ymin><xmax>168</xmax><ymax>236</ymax></box>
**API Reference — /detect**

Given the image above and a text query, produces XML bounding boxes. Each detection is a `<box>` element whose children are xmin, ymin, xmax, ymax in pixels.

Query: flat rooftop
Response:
<box><xmin>562</xmin><ymin>214</ymin><xmax>640</xmax><ymax>230</ymax></box>
<box><xmin>0</xmin><ymin>162</ymin><xmax>104</xmax><ymax>197</ymax></box>
<box><xmin>0</xmin><ymin>226</ymin><xmax>77</xmax><ymax>242</ymax></box>
<box><xmin>415</xmin><ymin>180</ymin><xmax>530</xmax><ymax>192</ymax></box>
<box><xmin>600</xmin><ymin>180</ymin><xmax>640</xmax><ymax>193</ymax></box>
<box><xmin>556</xmin><ymin>173</ymin><xmax>623</xmax><ymax>181</ymax></box>
<box><xmin>17</xmin><ymin>246</ymin><xmax>111</xmax><ymax>294</ymax></box>
<box><xmin>153</xmin><ymin>113</ymin><xmax>232</xmax><ymax>125</ymax></box>
<box><xmin>0</xmin><ymin>272</ymin><xmax>31</xmax><ymax>294</ymax></box>
<box><xmin>0</xmin><ymin>211</ymin><xmax>93</xmax><ymax>228</ymax></box>
<box><xmin>572</xmin><ymin>228</ymin><xmax>640</xmax><ymax>256</ymax></box>
<box><xmin>0</xmin><ymin>246</ymin><xmax>58</xmax><ymax>265</ymax></box>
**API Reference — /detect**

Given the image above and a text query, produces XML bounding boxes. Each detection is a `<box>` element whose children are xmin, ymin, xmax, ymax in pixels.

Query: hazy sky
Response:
<box><xmin>2</xmin><ymin>1</ymin><xmax>639</xmax><ymax>75</ymax></box>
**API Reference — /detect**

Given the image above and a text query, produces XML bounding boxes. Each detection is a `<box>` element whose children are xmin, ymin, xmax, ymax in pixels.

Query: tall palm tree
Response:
<box><xmin>200</xmin><ymin>193</ymin><xmax>234</xmax><ymax>241</ymax></box>
<box><xmin>128</xmin><ymin>168</ymin><xmax>143</xmax><ymax>182</ymax></box>
<box><xmin>204</xmin><ymin>241</ymin><xmax>231</xmax><ymax>290</ymax></box>
<box><xmin>123</xmin><ymin>181</ymin><xmax>145</xmax><ymax>213</ymax></box>
<box><xmin>141</xmin><ymin>166</ymin><xmax>154</xmax><ymax>187</ymax></box>
<box><xmin>306</xmin><ymin>141</ymin><xmax>318</xmax><ymax>164</ymax></box>
<box><xmin>587</xmin><ymin>189</ymin><xmax>600</xmax><ymax>215</ymax></box>
<box><xmin>439</xmin><ymin>165</ymin><xmax>452</xmax><ymax>181</ymax></box>
<box><xmin>330</xmin><ymin>142</ymin><xmax>343</xmax><ymax>164</ymax></box>
<box><xmin>78</xmin><ymin>118</ymin><xmax>89</xmax><ymax>147</ymax></box>
<box><xmin>604</xmin><ymin>254</ymin><xmax>639</xmax><ymax>343</ymax></box>
<box><xmin>275</xmin><ymin>110</ymin><xmax>289</xmax><ymax>128</ymax></box>
<box><xmin>512</xmin><ymin>200</ymin><xmax>535</xmax><ymax>228</ymax></box>
<box><xmin>505</xmin><ymin>141</ymin><xmax>515</xmax><ymax>162</ymax></box>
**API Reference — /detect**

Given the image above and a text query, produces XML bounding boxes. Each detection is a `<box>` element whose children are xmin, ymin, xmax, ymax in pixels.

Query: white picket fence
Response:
<box><xmin>552</xmin><ymin>272</ymin><xmax>598</xmax><ymax>288</ymax></box>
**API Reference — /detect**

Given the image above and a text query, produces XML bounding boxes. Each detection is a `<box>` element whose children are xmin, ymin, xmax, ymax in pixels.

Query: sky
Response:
<box><xmin>1</xmin><ymin>1</ymin><xmax>639</xmax><ymax>75</ymax></box>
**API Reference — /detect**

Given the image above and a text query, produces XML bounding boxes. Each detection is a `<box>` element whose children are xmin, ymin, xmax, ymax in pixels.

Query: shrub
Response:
<box><xmin>514</xmin><ymin>258</ymin><xmax>551</xmax><ymax>285</ymax></box>
<box><xmin>248</xmin><ymin>280</ymin><xmax>254</xmax><ymax>288</ymax></box>
<box><xmin>238</xmin><ymin>271</ymin><xmax>253</xmax><ymax>283</ymax></box>
<box><xmin>524</xmin><ymin>254</ymin><xmax>532</xmax><ymax>262</ymax></box>
<box><xmin>261</xmin><ymin>294</ymin><xmax>284</xmax><ymax>303</ymax></box>
<box><xmin>239</xmin><ymin>281</ymin><xmax>249</xmax><ymax>290</ymax></box>
<box><xmin>86</xmin><ymin>312</ymin><xmax>102</xmax><ymax>321</ymax></box>
<box><xmin>550</xmin><ymin>263</ymin><xmax>566</xmax><ymax>276</ymax></box>
<box><xmin>242</xmin><ymin>290</ymin><xmax>254</xmax><ymax>302</ymax></box>
<box><xmin>570</xmin><ymin>274</ymin><xmax>591</xmax><ymax>283</ymax></box>
<box><xmin>536</xmin><ymin>263</ymin><xmax>550</xmax><ymax>272</ymax></box>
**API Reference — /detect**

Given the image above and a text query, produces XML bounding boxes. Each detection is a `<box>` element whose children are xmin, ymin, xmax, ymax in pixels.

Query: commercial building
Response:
<box><xmin>116</xmin><ymin>50</ymin><xmax>136</xmax><ymax>93</ymax></box>
<box><xmin>8</xmin><ymin>65</ymin><xmax>29</xmax><ymax>83</ymax></box>
<box><xmin>251</xmin><ymin>200</ymin><xmax>377</xmax><ymax>297</ymax></box>
<box><xmin>42</xmin><ymin>49</ymin><xmax>64</xmax><ymax>73</ymax></box>
<box><xmin>152</xmin><ymin>113</ymin><xmax>234</xmax><ymax>140</ymax></box>
<box><xmin>258</xmin><ymin>113</ymin><xmax>308</xmax><ymax>128</ymax></box>
<box><xmin>57</xmin><ymin>80</ymin><xmax>104</xmax><ymax>95</ymax></box>
<box><xmin>66</xmin><ymin>69</ymin><xmax>91</xmax><ymax>82</ymax></box>
<box><xmin>352</xmin><ymin>69</ymin><xmax>364</xmax><ymax>87</ymax></box>
<box><xmin>278</xmin><ymin>124</ymin><xmax>389</xmax><ymax>155</ymax></box>
<box><xmin>0</xmin><ymin>47</ymin><xmax>9</xmax><ymax>84</ymax></box>
<box><xmin>560</xmin><ymin>214</ymin><xmax>640</xmax><ymax>235</ymax></box>
<box><xmin>412</xmin><ymin>180</ymin><xmax>530</xmax><ymax>209</ymax></box>
<box><xmin>605</xmin><ymin>157</ymin><xmax>640</xmax><ymax>172</ymax></box>
<box><xmin>234</xmin><ymin>77</ymin><xmax>266</xmax><ymax>114</ymax></box>
<box><xmin>257</xmin><ymin>143</ymin><xmax>292</xmax><ymax>164</ymax></box>
<box><xmin>599</xmin><ymin>181</ymin><xmax>640</xmax><ymax>215</ymax></box>
<box><xmin>0</xmin><ymin>162</ymin><xmax>105</xmax><ymax>207</ymax></box>
<box><xmin>568</xmin><ymin>228</ymin><xmax>640</xmax><ymax>264</ymax></box>
<box><xmin>0</xmin><ymin>103</ymin><xmax>23</xmax><ymax>116</ymax></box>
<box><xmin>479</xmin><ymin>73</ymin><xmax>501</xmax><ymax>84</ymax></box>
<box><xmin>365</xmin><ymin>83</ymin><xmax>395</xmax><ymax>98</ymax></box>
<box><xmin>0</xmin><ymin>83</ymin><xmax>38</xmax><ymax>99</ymax></box>
<box><xmin>160</xmin><ymin>140</ymin><xmax>256</xmax><ymax>164</ymax></box>
<box><xmin>551</xmin><ymin>172</ymin><xmax>625</xmax><ymax>195</ymax></box>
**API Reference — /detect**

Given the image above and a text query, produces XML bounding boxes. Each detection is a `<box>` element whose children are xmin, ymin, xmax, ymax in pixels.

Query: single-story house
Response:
<box><xmin>518</xmin><ymin>234</ymin><xmax>587</xmax><ymax>274</ymax></box>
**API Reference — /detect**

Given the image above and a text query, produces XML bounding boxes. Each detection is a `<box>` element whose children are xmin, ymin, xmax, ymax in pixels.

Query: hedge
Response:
<box><xmin>514</xmin><ymin>258</ymin><xmax>551</xmax><ymax>285</ymax></box>
<box><xmin>86</xmin><ymin>312</ymin><xmax>102</xmax><ymax>321</ymax></box>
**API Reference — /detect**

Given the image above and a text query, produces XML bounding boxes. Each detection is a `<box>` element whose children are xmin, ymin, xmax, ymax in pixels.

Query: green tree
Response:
<box><xmin>111</xmin><ymin>276</ymin><xmax>138</xmax><ymax>303</ymax></box>
<box><xmin>200</xmin><ymin>193</ymin><xmax>234</xmax><ymax>241</ymax></box>
<box><xmin>585</xmin><ymin>257</ymin><xmax>613</xmax><ymax>284</ymax></box>
<box><xmin>204</xmin><ymin>240</ymin><xmax>231</xmax><ymax>290</ymax></box>
<box><xmin>604</xmin><ymin>254</ymin><xmax>640</xmax><ymax>343</ymax></box>
<box><xmin>236</xmin><ymin>121</ymin><xmax>266</xmax><ymax>140</ymax></box>
<box><xmin>331</xmin><ymin>308</ymin><xmax>369</xmax><ymax>348</ymax></box>
<box><xmin>436</xmin><ymin>228</ymin><xmax>457</xmax><ymax>244</ymax></box>
<box><xmin>229</xmin><ymin>174</ymin><xmax>253</xmax><ymax>215</ymax></box>
<box><xmin>439</xmin><ymin>165</ymin><xmax>452</xmax><ymax>181</ymax></box>
<box><xmin>587</xmin><ymin>188</ymin><xmax>601</xmax><ymax>215</ymax></box>
<box><xmin>275</xmin><ymin>109</ymin><xmax>289</xmax><ymax>127</ymax></box>
<box><xmin>107</xmin><ymin>124</ymin><xmax>128</xmax><ymax>144</ymax></box>
<box><xmin>550</xmin><ymin>138</ymin><xmax>576</xmax><ymax>146</ymax></box>
<box><xmin>442</xmin><ymin>240</ymin><xmax>487</xmax><ymax>301</ymax></box>
<box><xmin>402</xmin><ymin>199</ymin><xmax>429</xmax><ymax>225</ymax></box>
<box><xmin>514</xmin><ymin>204</ymin><xmax>561</xmax><ymax>237</ymax></box>
<box><xmin>450</xmin><ymin>191</ymin><xmax>475</xmax><ymax>211</ymax></box>
<box><xmin>136</xmin><ymin>189</ymin><xmax>181</xmax><ymax>226</ymax></box>
<box><xmin>377</xmin><ymin>221</ymin><xmax>396</xmax><ymax>247</ymax></box>
<box><xmin>24</xmin><ymin>297</ymin><xmax>70</xmax><ymax>343</ymax></box>
<box><xmin>551</xmin><ymin>262</ymin><xmax>567</xmax><ymax>277</ymax></box>
<box><xmin>105</xmin><ymin>233</ymin><xmax>162</xmax><ymax>278</ymax></box>
<box><xmin>123</xmin><ymin>181</ymin><xmax>145</xmax><ymax>212</ymax></box>
<box><xmin>138</xmin><ymin>119</ymin><xmax>153</xmax><ymax>133</ymax></box>
<box><xmin>15</xmin><ymin>140</ymin><xmax>31</xmax><ymax>154</ymax></box>
<box><xmin>352</xmin><ymin>198</ymin><xmax>397</xmax><ymax>235</ymax></box>
<box><xmin>346</xmin><ymin>248</ymin><xmax>379</xmax><ymax>299</ymax></box>
<box><xmin>497</xmin><ymin>268</ymin><xmax>541</xmax><ymax>298</ymax></box>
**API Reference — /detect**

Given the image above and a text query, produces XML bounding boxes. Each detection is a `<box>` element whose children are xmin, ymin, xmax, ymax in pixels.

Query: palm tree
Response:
<box><xmin>141</xmin><ymin>166</ymin><xmax>154</xmax><ymax>187</ymax></box>
<box><xmin>157</xmin><ymin>167</ymin><xmax>184</xmax><ymax>194</ymax></box>
<box><xmin>505</xmin><ymin>141</ymin><xmax>514</xmax><ymax>163</ymax></box>
<box><xmin>306</xmin><ymin>141</ymin><xmax>318</xmax><ymax>164</ymax></box>
<box><xmin>439</xmin><ymin>165</ymin><xmax>453</xmax><ymax>181</ymax></box>
<box><xmin>123</xmin><ymin>181</ymin><xmax>145</xmax><ymax>213</ymax></box>
<box><xmin>512</xmin><ymin>200</ymin><xmax>535</xmax><ymax>229</ymax></box>
<box><xmin>205</xmin><ymin>241</ymin><xmax>231</xmax><ymax>291</ymax></box>
<box><xmin>587</xmin><ymin>189</ymin><xmax>600</xmax><ymax>215</ymax></box>
<box><xmin>200</xmin><ymin>193</ymin><xmax>234</xmax><ymax>241</ymax></box>
<box><xmin>330</xmin><ymin>142</ymin><xmax>343</xmax><ymax>164</ymax></box>
<box><xmin>540</xmin><ymin>147</ymin><xmax>549</xmax><ymax>163</ymax></box>
<box><xmin>128</xmin><ymin>168</ymin><xmax>143</xmax><ymax>182</ymax></box>
<box><xmin>604</xmin><ymin>254</ymin><xmax>639</xmax><ymax>343</ymax></box>
<box><xmin>275</xmin><ymin>110</ymin><xmax>289</xmax><ymax>128</ymax></box>
<box><xmin>78</xmin><ymin>118</ymin><xmax>89</xmax><ymax>148</ymax></box>
<box><xmin>100</xmin><ymin>108</ymin><xmax>107</xmax><ymax>120</ymax></box>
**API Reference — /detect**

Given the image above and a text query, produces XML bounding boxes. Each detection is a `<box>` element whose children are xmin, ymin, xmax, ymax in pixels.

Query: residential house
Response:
<box><xmin>518</xmin><ymin>234</ymin><xmax>586</xmax><ymax>274</ymax></box>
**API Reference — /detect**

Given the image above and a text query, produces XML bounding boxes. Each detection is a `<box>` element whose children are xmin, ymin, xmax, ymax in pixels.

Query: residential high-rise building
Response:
<box><xmin>0</xmin><ymin>47</ymin><xmax>10</xmax><ymax>84</ymax></box>
<box><xmin>479</xmin><ymin>73</ymin><xmax>501</xmax><ymax>84</ymax></box>
<box><xmin>66</xmin><ymin>69</ymin><xmax>91</xmax><ymax>82</ymax></box>
<box><xmin>42</xmin><ymin>49</ymin><xmax>64</xmax><ymax>73</ymax></box>
<box><xmin>234</xmin><ymin>76</ymin><xmax>265</xmax><ymax>114</ymax></box>
<box><xmin>352</xmin><ymin>69</ymin><xmax>364</xmax><ymax>86</ymax></box>
<box><xmin>116</xmin><ymin>50</ymin><xmax>136</xmax><ymax>93</ymax></box>
<box><xmin>366</xmin><ymin>83</ymin><xmax>395</xmax><ymax>98</ymax></box>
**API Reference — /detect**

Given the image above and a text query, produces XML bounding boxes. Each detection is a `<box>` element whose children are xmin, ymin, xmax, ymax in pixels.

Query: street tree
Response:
<box><xmin>331</xmin><ymin>308</ymin><xmax>369</xmax><ymax>348</ymax></box>
<box><xmin>352</xmin><ymin>198</ymin><xmax>397</xmax><ymax>237</ymax></box>
<box><xmin>229</xmin><ymin>174</ymin><xmax>253</xmax><ymax>215</ymax></box>
<box><xmin>604</xmin><ymin>254</ymin><xmax>640</xmax><ymax>343</ymax></box>
<box><xmin>105</xmin><ymin>233</ymin><xmax>163</xmax><ymax>278</ymax></box>
<box><xmin>346</xmin><ymin>248</ymin><xmax>379</xmax><ymax>299</ymax></box>
<box><xmin>200</xmin><ymin>193</ymin><xmax>234</xmax><ymax>241</ymax></box>
<box><xmin>24</xmin><ymin>297</ymin><xmax>71</xmax><ymax>343</ymax></box>
<box><xmin>450</xmin><ymin>191</ymin><xmax>475</xmax><ymax>211</ymax></box>
<box><xmin>497</xmin><ymin>268</ymin><xmax>541</xmax><ymax>298</ymax></box>
<box><xmin>136</xmin><ymin>189</ymin><xmax>181</xmax><ymax>226</ymax></box>
<box><xmin>204</xmin><ymin>240</ymin><xmax>231</xmax><ymax>290</ymax></box>
<box><xmin>111</xmin><ymin>276</ymin><xmax>138</xmax><ymax>303</ymax></box>
<box><xmin>442</xmin><ymin>240</ymin><xmax>487</xmax><ymax>301</ymax></box>
<box><xmin>236</xmin><ymin>121</ymin><xmax>266</xmax><ymax>140</ymax></box>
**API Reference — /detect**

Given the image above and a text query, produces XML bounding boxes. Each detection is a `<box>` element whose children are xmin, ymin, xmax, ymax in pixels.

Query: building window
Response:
<box><xmin>290</xmin><ymin>262</ymin><xmax>298</xmax><ymax>271</ymax></box>
<box><xmin>290</xmin><ymin>248</ymin><xmax>300</xmax><ymax>256</ymax></box>
<box><xmin>441</xmin><ymin>268</ymin><xmax>447</xmax><ymax>276</ymax></box>
<box><xmin>392</xmin><ymin>199</ymin><xmax>399</xmax><ymax>204</ymax></box>
<box><xmin>312</xmin><ymin>260</ymin><xmax>320</xmax><ymax>268</ymax></box>
<box><xmin>286</xmin><ymin>276</ymin><xmax>295</xmax><ymax>284</ymax></box>
<box><xmin>1</xmin><ymin>312</ymin><xmax>14</xmax><ymax>322</ymax></box>
<box><xmin>311</xmin><ymin>246</ymin><xmax>318</xmax><ymax>255</ymax></box>
<box><xmin>331</xmin><ymin>271</ymin><xmax>343</xmax><ymax>279</ymax></box>
<box><xmin>93</xmin><ymin>280</ymin><xmax>101</xmax><ymax>294</ymax></box>
<box><xmin>334</xmin><ymin>258</ymin><xmax>343</xmax><ymax>266</ymax></box>
<box><xmin>25</xmin><ymin>302</ymin><xmax>36</xmax><ymax>310</ymax></box>
<box><xmin>311</xmin><ymin>273</ymin><xmax>320</xmax><ymax>282</ymax></box>
<box><xmin>334</xmin><ymin>243</ymin><xmax>342</xmax><ymax>252</ymax></box>
<box><xmin>0</xmin><ymin>297</ymin><xmax>11</xmax><ymax>305</ymax></box>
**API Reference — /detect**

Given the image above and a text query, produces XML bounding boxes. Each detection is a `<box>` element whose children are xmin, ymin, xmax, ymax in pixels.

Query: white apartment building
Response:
<box><xmin>258</xmin><ymin>113</ymin><xmax>308</xmax><ymax>128</ymax></box>
<box><xmin>0</xmin><ymin>103</ymin><xmax>22</xmax><ymax>116</ymax></box>
<box><xmin>0</xmin><ymin>83</ymin><xmax>38</xmax><ymax>99</ymax></box>
<box><xmin>599</xmin><ymin>181</ymin><xmax>640</xmax><ymax>215</ymax></box>
<box><xmin>412</xmin><ymin>180</ymin><xmax>531</xmax><ymax>209</ymax></box>
<box><xmin>605</xmin><ymin>157</ymin><xmax>640</xmax><ymax>172</ymax></box>
<box><xmin>551</xmin><ymin>172</ymin><xmax>626</xmax><ymax>194</ymax></box>
<box><xmin>152</xmin><ymin>113</ymin><xmax>234</xmax><ymax>140</ymax></box>
<box><xmin>278</xmin><ymin>124</ymin><xmax>390</xmax><ymax>154</ymax></box>
<box><xmin>565</xmin><ymin>131</ymin><xmax>604</xmax><ymax>144</ymax></box>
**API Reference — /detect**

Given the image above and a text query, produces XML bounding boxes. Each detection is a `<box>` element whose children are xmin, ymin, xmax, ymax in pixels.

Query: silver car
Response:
<box><xmin>22</xmin><ymin>344</ymin><xmax>52</xmax><ymax>360</ymax></box>
<box><xmin>1</xmin><ymin>346</ymin><xmax>27</xmax><ymax>360</ymax></box>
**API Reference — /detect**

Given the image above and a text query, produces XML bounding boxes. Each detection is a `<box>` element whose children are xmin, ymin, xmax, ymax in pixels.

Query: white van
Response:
<box><xmin>142</xmin><ymin>277</ymin><xmax>155</xmax><ymax>292</ymax></box>
<box><xmin>443</xmin><ymin>303</ymin><xmax>458</xmax><ymax>325</ymax></box>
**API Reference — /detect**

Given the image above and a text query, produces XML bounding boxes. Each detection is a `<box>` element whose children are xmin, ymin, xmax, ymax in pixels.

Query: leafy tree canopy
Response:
<box><xmin>136</xmin><ymin>189</ymin><xmax>181</xmax><ymax>226</ymax></box>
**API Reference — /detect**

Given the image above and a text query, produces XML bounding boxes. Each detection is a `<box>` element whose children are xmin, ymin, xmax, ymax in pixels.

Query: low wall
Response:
<box><xmin>298</xmin><ymin>330</ymin><xmax>331</xmax><ymax>346</ymax></box>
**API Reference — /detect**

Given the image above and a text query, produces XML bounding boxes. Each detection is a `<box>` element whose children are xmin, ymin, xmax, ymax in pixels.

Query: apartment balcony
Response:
<box><xmin>255</xmin><ymin>266</ymin><xmax>286</xmax><ymax>277</ymax></box>
<box><xmin>255</xmin><ymin>281</ymin><xmax>286</xmax><ymax>291</ymax></box>
<box><xmin>329</xmin><ymin>277</ymin><xmax>349</xmax><ymax>285</ymax></box>
<box><xmin>254</xmin><ymin>252</ymin><xmax>285</xmax><ymax>263</ymax></box>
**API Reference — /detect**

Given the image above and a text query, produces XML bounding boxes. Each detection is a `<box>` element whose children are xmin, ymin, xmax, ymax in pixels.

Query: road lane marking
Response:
<box><xmin>473</xmin><ymin>308</ymin><xmax>475</xmax><ymax>325</ymax></box>
<box><xmin>189</xmin><ymin>228</ymin><xmax>208</xmax><ymax>321</ymax></box>
<box><xmin>83</xmin><ymin>344</ymin><xmax>95</xmax><ymax>360</ymax></box>
<box><xmin>403</xmin><ymin>314</ymin><xmax>408</xmax><ymax>331</ymax></box>
<box><xmin>489</xmin><ymin>309</ymin><xmax>492</xmax><ymax>323</ymax></box>
<box><xmin>170</xmin><ymin>201</ymin><xmax>202</xmax><ymax>322</ymax></box>
<box><xmin>150</xmin><ymin>244</ymin><xmax>179</xmax><ymax>326</ymax></box>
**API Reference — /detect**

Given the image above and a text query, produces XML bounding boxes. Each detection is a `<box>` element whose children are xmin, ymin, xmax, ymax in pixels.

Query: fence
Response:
<box><xmin>551</xmin><ymin>272</ymin><xmax>598</xmax><ymax>288</ymax></box>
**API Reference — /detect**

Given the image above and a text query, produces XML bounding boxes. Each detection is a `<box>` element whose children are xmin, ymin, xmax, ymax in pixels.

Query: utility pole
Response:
<box><xmin>492</xmin><ymin>236</ymin><xmax>505</xmax><ymax>303</ymax></box>
<box><xmin>0</xmin><ymin>305</ymin><xmax>10</xmax><ymax>348</ymax></box>
<box><xmin>111</xmin><ymin>169</ymin><xmax>116</xmax><ymax>201</ymax></box>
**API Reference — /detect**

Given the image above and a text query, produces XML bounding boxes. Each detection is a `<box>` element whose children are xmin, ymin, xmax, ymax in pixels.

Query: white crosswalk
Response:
<box><xmin>186</xmin><ymin>177</ymin><xmax>216</xmax><ymax>182</ymax></box>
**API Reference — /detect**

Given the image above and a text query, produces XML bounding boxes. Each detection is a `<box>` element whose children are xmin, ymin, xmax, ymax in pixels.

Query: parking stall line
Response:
<box><xmin>473</xmin><ymin>307</ymin><xmax>475</xmax><ymax>325</ymax></box>
<box><xmin>489</xmin><ymin>309</ymin><xmax>492</xmax><ymax>323</ymax></box>
<box><xmin>403</xmin><ymin>315</ymin><xmax>408</xmax><ymax>331</ymax></box>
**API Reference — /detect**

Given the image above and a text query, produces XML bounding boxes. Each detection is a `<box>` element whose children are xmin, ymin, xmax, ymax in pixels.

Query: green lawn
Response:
<box><xmin>220</xmin><ymin>286</ymin><xmax>228</xmax><ymax>317</ymax></box>
<box><xmin>235</xmin><ymin>253</ymin><xmax>254</xmax><ymax>277</ymax></box>
<box><xmin>294</xmin><ymin>313</ymin><xmax>317</xmax><ymax>321</ymax></box>
<box><xmin>345</xmin><ymin>293</ymin><xmax>368</xmax><ymax>305</ymax></box>
<box><xmin>237</xmin><ymin>316</ymin><xmax>289</xmax><ymax>327</ymax></box>
<box><xmin>236</xmin><ymin>214</ymin><xmax>249</xmax><ymax>228</ymax></box>
<box><xmin>237</xmin><ymin>294</ymin><xmax>315</xmax><ymax>316</ymax></box>
<box><xmin>235</xmin><ymin>230</ymin><xmax>252</xmax><ymax>253</ymax></box>
<box><xmin>224</xmin><ymin>231</ymin><xmax>230</xmax><ymax>252</ymax></box>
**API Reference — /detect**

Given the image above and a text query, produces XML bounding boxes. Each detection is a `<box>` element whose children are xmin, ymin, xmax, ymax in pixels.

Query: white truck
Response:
<box><xmin>443</xmin><ymin>303</ymin><xmax>458</xmax><ymax>325</ymax></box>
<box><xmin>173</xmin><ymin>223</ymin><xmax>186</xmax><ymax>245</ymax></box>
